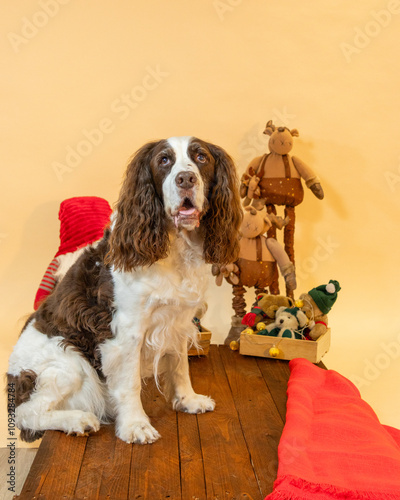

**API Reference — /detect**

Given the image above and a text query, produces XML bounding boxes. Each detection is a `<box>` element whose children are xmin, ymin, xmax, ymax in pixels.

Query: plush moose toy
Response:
<box><xmin>212</xmin><ymin>205</ymin><xmax>297</xmax><ymax>344</ymax></box>
<box><xmin>240</xmin><ymin>121</ymin><xmax>324</xmax><ymax>294</ymax></box>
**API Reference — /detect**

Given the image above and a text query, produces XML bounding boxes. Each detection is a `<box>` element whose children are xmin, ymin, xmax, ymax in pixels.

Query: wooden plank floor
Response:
<box><xmin>16</xmin><ymin>345</ymin><xmax>297</xmax><ymax>500</ymax></box>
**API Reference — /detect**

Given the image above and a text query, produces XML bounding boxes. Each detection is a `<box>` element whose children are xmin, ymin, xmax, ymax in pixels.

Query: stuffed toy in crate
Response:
<box><xmin>257</xmin><ymin>306</ymin><xmax>308</xmax><ymax>339</ymax></box>
<box><xmin>239</xmin><ymin>280</ymin><xmax>340</xmax><ymax>362</ymax></box>
<box><xmin>241</xmin><ymin>293</ymin><xmax>295</xmax><ymax>328</ymax></box>
<box><xmin>296</xmin><ymin>280</ymin><xmax>341</xmax><ymax>340</ymax></box>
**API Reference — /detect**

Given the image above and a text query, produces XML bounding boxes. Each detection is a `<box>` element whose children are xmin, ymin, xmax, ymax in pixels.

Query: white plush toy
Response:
<box><xmin>259</xmin><ymin>306</ymin><xmax>308</xmax><ymax>339</ymax></box>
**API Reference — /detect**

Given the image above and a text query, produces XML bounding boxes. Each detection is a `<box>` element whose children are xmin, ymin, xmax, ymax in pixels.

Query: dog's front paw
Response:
<box><xmin>66</xmin><ymin>411</ymin><xmax>100</xmax><ymax>436</ymax></box>
<box><xmin>116</xmin><ymin>419</ymin><xmax>161</xmax><ymax>444</ymax></box>
<box><xmin>173</xmin><ymin>394</ymin><xmax>215</xmax><ymax>414</ymax></box>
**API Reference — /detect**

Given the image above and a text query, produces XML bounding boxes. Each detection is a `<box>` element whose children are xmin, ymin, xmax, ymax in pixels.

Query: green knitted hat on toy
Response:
<box><xmin>308</xmin><ymin>280</ymin><xmax>341</xmax><ymax>314</ymax></box>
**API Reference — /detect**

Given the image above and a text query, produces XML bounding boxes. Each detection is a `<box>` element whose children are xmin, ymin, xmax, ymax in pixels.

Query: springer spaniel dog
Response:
<box><xmin>7</xmin><ymin>136</ymin><xmax>242</xmax><ymax>444</ymax></box>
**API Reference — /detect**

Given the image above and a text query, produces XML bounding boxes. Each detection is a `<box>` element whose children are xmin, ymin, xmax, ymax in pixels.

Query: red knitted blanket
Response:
<box><xmin>266</xmin><ymin>358</ymin><xmax>400</xmax><ymax>499</ymax></box>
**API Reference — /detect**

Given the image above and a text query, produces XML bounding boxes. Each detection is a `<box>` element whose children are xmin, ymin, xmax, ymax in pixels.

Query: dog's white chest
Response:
<box><xmin>109</xmin><ymin>235</ymin><xmax>209</xmax><ymax>379</ymax></box>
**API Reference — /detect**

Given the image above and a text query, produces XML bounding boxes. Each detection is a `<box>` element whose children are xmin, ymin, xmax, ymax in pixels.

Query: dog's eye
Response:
<box><xmin>196</xmin><ymin>153</ymin><xmax>207</xmax><ymax>164</ymax></box>
<box><xmin>160</xmin><ymin>156</ymin><xmax>171</xmax><ymax>166</ymax></box>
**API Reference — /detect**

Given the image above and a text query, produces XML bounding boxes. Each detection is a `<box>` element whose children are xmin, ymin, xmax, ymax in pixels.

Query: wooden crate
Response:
<box><xmin>188</xmin><ymin>327</ymin><xmax>212</xmax><ymax>356</ymax></box>
<box><xmin>239</xmin><ymin>328</ymin><xmax>331</xmax><ymax>363</ymax></box>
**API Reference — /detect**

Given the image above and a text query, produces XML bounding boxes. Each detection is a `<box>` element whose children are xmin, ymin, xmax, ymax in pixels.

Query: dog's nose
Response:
<box><xmin>175</xmin><ymin>171</ymin><xmax>198</xmax><ymax>189</ymax></box>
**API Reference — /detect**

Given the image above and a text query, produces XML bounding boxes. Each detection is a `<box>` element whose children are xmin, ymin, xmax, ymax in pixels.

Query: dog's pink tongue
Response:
<box><xmin>179</xmin><ymin>208</ymin><xmax>197</xmax><ymax>215</ymax></box>
<box><xmin>174</xmin><ymin>208</ymin><xmax>200</xmax><ymax>228</ymax></box>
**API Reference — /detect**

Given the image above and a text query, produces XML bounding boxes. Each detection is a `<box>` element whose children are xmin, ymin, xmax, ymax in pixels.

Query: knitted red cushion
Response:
<box><xmin>55</xmin><ymin>196</ymin><xmax>112</xmax><ymax>257</ymax></box>
<box><xmin>34</xmin><ymin>196</ymin><xmax>112</xmax><ymax>309</ymax></box>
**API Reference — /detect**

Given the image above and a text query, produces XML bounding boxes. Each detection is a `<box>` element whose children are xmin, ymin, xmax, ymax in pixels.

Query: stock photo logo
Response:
<box><xmin>350</xmin><ymin>332</ymin><xmax>400</xmax><ymax>389</ymax></box>
<box><xmin>6</xmin><ymin>381</ymin><xmax>17</xmax><ymax>494</ymax></box>
<box><xmin>213</xmin><ymin>0</ymin><xmax>244</xmax><ymax>21</ymax></box>
<box><xmin>340</xmin><ymin>2</ymin><xmax>400</xmax><ymax>62</ymax></box>
<box><xmin>384</xmin><ymin>158</ymin><xmax>400</xmax><ymax>193</ymax></box>
<box><xmin>52</xmin><ymin>65</ymin><xmax>169</xmax><ymax>181</ymax></box>
<box><xmin>7</xmin><ymin>0</ymin><xmax>73</xmax><ymax>53</ymax></box>
<box><xmin>296</xmin><ymin>236</ymin><xmax>339</xmax><ymax>282</ymax></box>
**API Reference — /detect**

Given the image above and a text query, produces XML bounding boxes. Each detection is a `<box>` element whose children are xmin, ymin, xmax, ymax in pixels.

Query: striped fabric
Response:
<box><xmin>32</xmin><ymin>197</ymin><xmax>112</xmax><ymax>310</ymax></box>
<box><xmin>33</xmin><ymin>258</ymin><xmax>60</xmax><ymax>310</ymax></box>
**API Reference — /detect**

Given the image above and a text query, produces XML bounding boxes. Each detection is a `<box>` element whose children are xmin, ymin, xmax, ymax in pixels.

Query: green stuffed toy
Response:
<box><xmin>295</xmin><ymin>280</ymin><xmax>341</xmax><ymax>340</ymax></box>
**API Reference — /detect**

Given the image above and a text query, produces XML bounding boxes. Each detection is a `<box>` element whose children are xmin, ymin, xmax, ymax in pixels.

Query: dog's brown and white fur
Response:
<box><xmin>7</xmin><ymin>136</ymin><xmax>242</xmax><ymax>444</ymax></box>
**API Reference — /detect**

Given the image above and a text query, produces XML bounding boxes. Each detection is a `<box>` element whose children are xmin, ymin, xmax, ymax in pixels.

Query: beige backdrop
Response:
<box><xmin>1</xmin><ymin>0</ymin><xmax>400</xmax><ymax>448</ymax></box>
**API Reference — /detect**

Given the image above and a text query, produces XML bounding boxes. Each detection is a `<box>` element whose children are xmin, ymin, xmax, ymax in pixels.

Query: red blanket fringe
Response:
<box><xmin>267</xmin><ymin>475</ymin><xmax>400</xmax><ymax>499</ymax></box>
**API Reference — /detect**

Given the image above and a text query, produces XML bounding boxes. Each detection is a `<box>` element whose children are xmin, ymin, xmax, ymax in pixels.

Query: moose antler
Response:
<box><xmin>263</xmin><ymin>120</ymin><xmax>276</xmax><ymax>136</ymax></box>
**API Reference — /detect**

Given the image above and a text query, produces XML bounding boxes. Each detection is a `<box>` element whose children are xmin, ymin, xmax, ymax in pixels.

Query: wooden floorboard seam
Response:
<box><xmin>255</xmin><ymin>358</ymin><xmax>290</xmax><ymax>423</ymax></box>
<box><xmin>218</xmin><ymin>347</ymin><xmax>286</xmax><ymax>497</ymax></box>
<box><xmin>175</xmin><ymin>411</ymin><xmax>183</xmax><ymax>500</ymax></box>
<box><xmin>194</xmin><ymin>413</ymin><xmax>207</xmax><ymax>500</ymax></box>
<box><xmin>75</xmin><ymin>435</ymin><xmax>90</xmax><ymax>497</ymax></box>
<box><xmin>191</xmin><ymin>346</ymin><xmax>263</xmax><ymax>498</ymax></box>
<box><xmin>218</xmin><ymin>348</ymin><xmax>265</xmax><ymax>500</ymax></box>
<box><xmin>126</xmin><ymin>439</ymin><xmax>134</xmax><ymax>500</ymax></box>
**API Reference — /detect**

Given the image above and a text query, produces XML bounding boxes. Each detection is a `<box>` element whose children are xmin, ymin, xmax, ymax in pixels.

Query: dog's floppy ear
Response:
<box><xmin>105</xmin><ymin>141</ymin><xmax>170</xmax><ymax>272</ymax></box>
<box><xmin>201</xmin><ymin>143</ymin><xmax>243</xmax><ymax>265</ymax></box>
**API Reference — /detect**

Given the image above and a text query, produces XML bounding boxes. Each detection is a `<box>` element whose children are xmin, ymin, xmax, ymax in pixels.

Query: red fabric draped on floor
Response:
<box><xmin>266</xmin><ymin>358</ymin><xmax>400</xmax><ymax>499</ymax></box>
